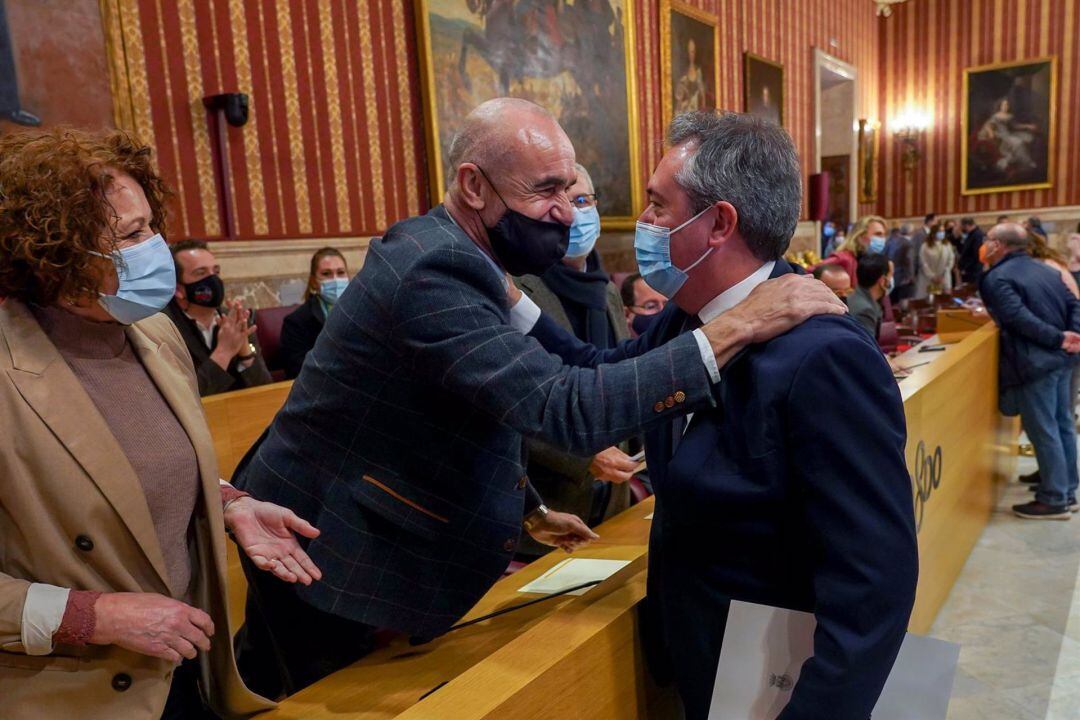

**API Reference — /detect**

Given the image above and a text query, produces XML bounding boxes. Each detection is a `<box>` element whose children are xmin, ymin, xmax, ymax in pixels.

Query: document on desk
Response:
<box><xmin>708</xmin><ymin>601</ymin><xmax>960</xmax><ymax>720</ymax></box>
<box><xmin>517</xmin><ymin>558</ymin><xmax>631</xmax><ymax>596</ymax></box>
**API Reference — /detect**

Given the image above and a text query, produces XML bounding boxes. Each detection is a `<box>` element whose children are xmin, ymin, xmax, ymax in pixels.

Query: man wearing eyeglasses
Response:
<box><xmin>511</xmin><ymin>163</ymin><xmax>638</xmax><ymax>556</ymax></box>
<box><xmin>622</xmin><ymin>272</ymin><xmax>669</xmax><ymax>336</ymax></box>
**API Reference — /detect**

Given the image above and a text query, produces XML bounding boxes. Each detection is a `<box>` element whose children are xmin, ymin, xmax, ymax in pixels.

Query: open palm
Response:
<box><xmin>227</xmin><ymin>499</ymin><xmax>322</xmax><ymax>585</ymax></box>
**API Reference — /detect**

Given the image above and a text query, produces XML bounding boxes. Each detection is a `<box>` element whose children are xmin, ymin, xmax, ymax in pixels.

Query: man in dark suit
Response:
<box><xmin>163</xmin><ymin>239</ymin><xmax>272</xmax><ymax>396</ymax></box>
<box><xmin>958</xmin><ymin>217</ymin><xmax>986</xmax><ymax>285</ymax></box>
<box><xmin>513</xmin><ymin>163</ymin><xmax>635</xmax><ymax>556</ymax></box>
<box><xmin>980</xmin><ymin>223</ymin><xmax>1080</xmax><ymax>519</ymax></box>
<box><xmin>526</xmin><ymin>111</ymin><xmax>918</xmax><ymax>719</ymax></box>
<box><xmin>232</xmin><ymin>98</ymin><xmax>844</xmax><ymax>698</ymax></box>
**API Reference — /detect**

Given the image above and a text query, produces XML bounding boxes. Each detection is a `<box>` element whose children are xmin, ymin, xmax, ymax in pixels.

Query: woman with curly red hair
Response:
<box><xmin>0</xmin><ymin>128</ymin><xmax>320</xmax><ymax>719</ymax></box>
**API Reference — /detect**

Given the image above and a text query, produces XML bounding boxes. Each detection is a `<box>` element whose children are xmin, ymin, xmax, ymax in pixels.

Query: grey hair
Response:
<box><xmin>900</xmin><ymin>222</ymin><xmax>914</xmax><ymax>235</ymax></box>
<box><xmin>667</xmin><ymin>111</ymin><xmax>801</xmax><ymax>261</ymax></box>
<box><xmin>447</xmin><ymin>98</ymin><xmax>556</xmax><ymax>185</ymax></box>
<box><xmin>990</xmin><ymin>222</ymin><xmax>1030</xmax><ymax>250</ymax></box>
<box><xmin>574</xmin><ymin>163</ymin><xmax>595</xmax><ymax>193</ymax></box>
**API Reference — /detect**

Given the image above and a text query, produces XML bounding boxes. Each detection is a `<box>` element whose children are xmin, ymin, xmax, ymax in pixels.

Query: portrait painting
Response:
<box><xmin>0</xmin><ymin>0</ymin><xmax>115</xmax><ymax>134</ymax></box>
<box><xmin>857</xmin><ymin>119</ymin><xmax>878</xmax><ymax>204</ymax></box>
<box><xmin>416</xmin><ymin>0</ymin><xmax>642</xmax><ymax>227</ymax></box>
<box><xmin>962</xmin><ymin>57</ymin><xmax>1056</xmax><ymax>195</ymax></box>
<box><xmin>660</xmin><ymin>1</ymin><xmax>718</xmax><ymax>127</ymax></box>
<box><xmin>743</xmin><ymin>52</ymin><xmax>783</xmax><ymax>126</ymax></box>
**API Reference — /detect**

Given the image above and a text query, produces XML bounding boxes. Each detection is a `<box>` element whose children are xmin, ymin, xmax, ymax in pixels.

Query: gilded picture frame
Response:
<box><xmin>857</xmin><ymin>118</ymin><xmax>879</xmax><ymax>204</ymax></box>
<box><xmin>660</xmin><ymin>0</ymin><xmax>719</xmax><ymax>128</ymax></box>
<box><xmin>414</xmin><ymin>0</ymin><xmax>643</xmax><ymax>229</ymax></box>
<box><xmin>961</xmin><ymin>56</ymin><xmax>1056</xmax><ymax>195</ymax></box>
<box><xmin>743</xmin><ymin>52</ymin><xmax>784</xmax><ymax>126</ymax></box>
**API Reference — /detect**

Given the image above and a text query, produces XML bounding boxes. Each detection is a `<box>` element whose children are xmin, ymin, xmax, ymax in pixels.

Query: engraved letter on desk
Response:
<box><xmin>911</xmin><ymin>440</ymin><xmax>943</xmax><ymax>533</ymax></box>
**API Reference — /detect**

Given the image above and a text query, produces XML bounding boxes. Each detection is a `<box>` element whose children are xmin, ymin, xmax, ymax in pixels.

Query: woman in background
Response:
<box><xmin>917</xmin><ymin>223</ymin><xmax>955</xmax><ymax>298</ymax></box>
<box><xmin>279</xmin><ymin>247</ymin><xmax>349</xmax><ymax>379</ymax></box>
<box><xmin>816</xmin><ymin>215</ymin><xmax>889</xmax><ymax>285</ymax></box>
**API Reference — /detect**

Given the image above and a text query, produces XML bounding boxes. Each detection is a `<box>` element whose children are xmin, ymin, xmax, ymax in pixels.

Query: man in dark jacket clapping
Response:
<box><xmin>980</xmin><ymin>223</ymin><xmax>1080</xmax><ymax>519</ymax></box>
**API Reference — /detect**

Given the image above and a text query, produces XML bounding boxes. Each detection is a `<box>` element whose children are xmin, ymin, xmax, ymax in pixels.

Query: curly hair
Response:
<box><xmin>0</xmin><ymin>127</ymin><xmax>170</xmax><ymax>305</ymax></box>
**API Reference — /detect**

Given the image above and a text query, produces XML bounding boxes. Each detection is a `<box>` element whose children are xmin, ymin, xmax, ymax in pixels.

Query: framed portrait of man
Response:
<box><xmin>660</xmin><ymin>1</ymin><xmax>718</xmax><ymax>128</ymax></box>
<box><xmin>857</xmin><ymin>119</ymin><xmax>879</xmax><ymax>204</ymax></box>
<box><xmin>962</xmin><ymin>57</ymin><xmax>1056</xmax><ymax>195</ymax></box>
<box><xmin>415</xmin><ymin>0</ymin><xmax>643</xmax><ymax>228</ymax></box>
<box><xmin>743</xmin><ymin>52</ymin><xmax>784</xmax><ymax>126</ymax></box>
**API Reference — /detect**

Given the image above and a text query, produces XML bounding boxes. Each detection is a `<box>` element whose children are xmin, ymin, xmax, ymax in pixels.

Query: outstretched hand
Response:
<box><xmin>225</xmin><ymin>498</ymin><xmax>323</xmax><ymax>585</ymax></box>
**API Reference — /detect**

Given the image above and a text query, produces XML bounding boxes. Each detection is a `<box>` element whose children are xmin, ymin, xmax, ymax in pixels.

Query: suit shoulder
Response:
<box><xmin>762</xmin><ymin>314</ymin><xmax>879</xmax><ymax>359</ymax></box>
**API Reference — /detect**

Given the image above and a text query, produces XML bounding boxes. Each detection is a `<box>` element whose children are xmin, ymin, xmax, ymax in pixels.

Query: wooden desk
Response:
<box><xmin>895</xmin><ymin>324</ymin><xmax>1016</xmax><ymax>632</ymax></box>
<box><xmin>264</xmin><ymin>499</ymin><xmax>673</xmax><ymax>720</ymax></box>
<box><xmin>935</xmin><ymin>308</ymin><xmax>993</xmax><ymax>343</ymax></box>
<box><xmin>202</xmin><ymin>380</ymin><xmax>292</xmax><ymax>481</ymax></box>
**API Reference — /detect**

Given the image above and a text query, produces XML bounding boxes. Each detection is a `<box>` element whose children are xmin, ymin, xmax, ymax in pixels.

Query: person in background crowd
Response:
<box><xmin>621</xmin><ymin>272</ymin><xmax>667</xmax><ymax>337</ymax></box>
<box><xmin>887</xmin><ymin>222</ymin><xmax>916</xmax><ymax>304</ymax></box>
<box><xmin>820</xmin><ymin>218</ymin><xmax>837</xmax><ymax>257</ymax></box>
<box><xmin>817</xmin><ymin>214</ymin><xmax>889</xmax><ymax>287</ymax></box>
<box><xmin>512</xmin><ymin>163</ymin><xmax>634</xmax><ymax>554</ymax></box>
<box><xmin>917</xmin><ymin>222</ymin><xmax>956</xmax><ymax>297</ymax></box>
<box><xmin>812</xmin><ymin>262</ymin><xmax>853</xmax><ymax>300</ymax></box>
<box><xmin>1067</xmin><ymin>233</ymin><xmax>1080</xmax><ymax>290</ymax></box>
<box><xmin>998</xmin><ymin>214</ymin><xmax>1011</xmax><ymax>224</ymax></box>
<box><xmin>957</xmin><ymin>217</ymin><xmax>986</xmax><ymax>286</ymax></box>
<box><xmin>980</xmin><ymin>224</ymin><xmax>1080</xmax><ymax>520</ymax></box>
<box><xmin>0</xmin><ymin>127</ymin><xmax>320</xmax><ymax>720</ymax></box>
<box><xmin>848</xmin><ymin>253</ymin><xmax>892</xmax><ymax>340</ymax></box>
<box><xmin>164</xmin><ymin>240</ymin><xmax>272</xmax><ymax>397</ymax></box>
<box><xmin>823</xmin><ymin>228</ymin><xmax>846</xmax><ymax>258</ymax></box>
<box><xmin>1026</xmin><ymin>216</ymin><xmax>1049</xmax><ymax>241</ymax></box>
<box><xmin>279</xmin><ymin>247</ymin><xmax>349</xmax><ymax>380</ymax></box>
<box><xmin>912</xmin><ymin>213</ymin><xmax>935</xmax><ymax>283</ymax></box>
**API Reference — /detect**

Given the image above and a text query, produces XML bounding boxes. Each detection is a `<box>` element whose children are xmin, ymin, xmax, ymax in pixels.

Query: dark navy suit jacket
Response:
<box><xmin>530</xmin><ymin>260</ymin><xmax>919</xmax><ymax>719</ymax></box>
<box><xmin>979</xmin><ymin>251</ymin><xmax>1080</xmax><ymax>389</ymax></box>
<box><xmin>234</xmin><ymin>206</ymin><xmax>715</xmax><ymax>638</ymax></box>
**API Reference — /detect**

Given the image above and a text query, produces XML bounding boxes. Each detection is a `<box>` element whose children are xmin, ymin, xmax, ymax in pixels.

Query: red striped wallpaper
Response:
<box><xmin>632</xmin><ymin>0</ymin><xmax>882</xmax><ymax>220</ymax></box>
<box><xmin>879</xmin><ymin>0</ymin><xmax>1080</xmax><ymax>218</ymax></box>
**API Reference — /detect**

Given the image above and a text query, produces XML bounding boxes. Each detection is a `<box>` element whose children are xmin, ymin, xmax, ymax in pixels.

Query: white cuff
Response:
<box><xmin>692</xmin><ymin>328</ymin><xmax>722</xmax><ymax>384</ymax></box>
<box><xmin>21</xmin><ymin>583</ymin><xmax>70</xmax><ymax>656</ymax></box>
<box><xmin>510</xmin><ymin>293</ymin><xmax>542</xmax><ymax>333</ymax></box>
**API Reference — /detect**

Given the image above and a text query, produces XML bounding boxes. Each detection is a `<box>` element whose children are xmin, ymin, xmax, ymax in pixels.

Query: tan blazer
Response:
<box><xmin>0</xmin><ymin>299</ymin><xmax>273</xmax><ymax>719</ymax></box>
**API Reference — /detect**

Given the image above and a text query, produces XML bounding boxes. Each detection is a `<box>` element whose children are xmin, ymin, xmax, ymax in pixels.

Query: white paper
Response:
<box><xmin>516</xmin><ymin>558</ymin><xmax>631</xmax><ymax>596</ymax></box>
<box><xmin>708</xmin><ymin>601</ymin><xmax>960</xmax><ymax>720</ymax></box>
<box><xmin>644</xmin><ymin>513</ymin><xmax>654</xmax><ymax>520</ymax></box>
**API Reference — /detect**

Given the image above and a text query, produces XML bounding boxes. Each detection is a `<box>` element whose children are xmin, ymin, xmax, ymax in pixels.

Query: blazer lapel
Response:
<box><xmin>1</xmin><ymin>301</ymin><xmax>171</xmax><ymax>590</ymax></box>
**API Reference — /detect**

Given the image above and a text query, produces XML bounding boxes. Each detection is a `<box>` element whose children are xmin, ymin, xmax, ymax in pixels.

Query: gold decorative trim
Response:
<box><xmin>317</xmin><ymin>0</ymin><xmax>351</xmax><ymax>233</ymax></box>
<box><xmin>229</xmin><ymin>0</ymin><xmax>268</xmax><ymax>235</ymax></box>
<box><xmin>357</xmin><ymin>4</ymin><xmax>386</xmax><ymax>229</ymax></box>
<box><xmin>413</xmin><ymin>0</ymin><xmax>643</xmax><ymax>230</ymax></box>
<box><xmin>177</xmin><ymin>0</ymin><xmax>221</xmax><ymax>236</ymax></box>
<box><xmin>659</xmin><ymin>0</ymin><xmax>720</xmax><ymax>130</ymax></box>
<box><xmin>275</xmin><ymin>0</ymin><xmax>313</xmax><ymax>233</ymax></box>
<box><xmin>961</xmin><ymin>56</ymin><xmax>1057</xmax><ymax>196</ymax></box>
<box><xmin>391</xmin><ymin>0</ymin><xmax>420</xmax><ymax>215</ymax></box>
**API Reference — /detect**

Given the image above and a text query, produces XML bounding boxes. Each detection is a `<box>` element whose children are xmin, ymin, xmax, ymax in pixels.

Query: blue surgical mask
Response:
<box><xmin>823</xmin><ymin>224</ymin><xmax>836</xmax><ymax>238</ymax></box>
<box><xmin>935</xmin><ymin>231</ymin><xmax>946</xmax><ymax>240</ymax></box>
<box><xmin>634</xmin><ymin>207</ymin><xmax>714</xmax><ymax>298</ymax></box>
<box><xmin>566</xmin><ymin>205</ymin><xmax>601</xmax><ymax>258</ymax></box>
<box><xmin>93</xmin><ymin>233</ymin><xmax>176</xmax><ymax>324</ymax></box>
<box><xmin>867</xmin><ymin>235</ymin><xmax>887</xmax><ymax>255</ymax></box>
<box><xmin>885</xmin><ymin>275</ymin><xmax>895</xmax><ymax>295</ymax></box>
<box><xmin>319</xmin><ymin>277</ymin><xmax>349</xmax><ymax>305</ymax></box>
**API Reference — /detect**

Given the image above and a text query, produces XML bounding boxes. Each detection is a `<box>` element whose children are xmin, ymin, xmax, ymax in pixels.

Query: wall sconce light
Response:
<box><xmin>891</xmin><ymin>108</ymin><xmax>931</xmax><ymax>175</ymax></box>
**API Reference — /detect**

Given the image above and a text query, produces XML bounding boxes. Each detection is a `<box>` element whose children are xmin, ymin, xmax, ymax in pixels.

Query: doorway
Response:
<box><xmin>814</xmin><ymin>50</ymin><xmax>857</xmax><ymax>237</ymax></box>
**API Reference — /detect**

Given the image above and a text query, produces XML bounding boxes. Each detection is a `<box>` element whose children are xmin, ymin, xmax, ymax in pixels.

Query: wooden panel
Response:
<box><xmin>201</xmin><ymin>379</ymin><xmax>292</xmax><ymax>481</ymax></box>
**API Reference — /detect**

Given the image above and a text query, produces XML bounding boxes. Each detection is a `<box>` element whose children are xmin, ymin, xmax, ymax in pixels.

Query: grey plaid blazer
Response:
<box><xmin>235</xmin><ymin>205</ymin><xmax>714</xmax><ymax>638</ymax></box>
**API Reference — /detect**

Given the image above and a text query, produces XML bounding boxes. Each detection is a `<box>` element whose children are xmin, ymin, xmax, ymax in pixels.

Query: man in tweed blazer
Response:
<box><xmin>233</xmin><ymin>98</ymin><xmax>844</xmax><ymax>697</ymax></box>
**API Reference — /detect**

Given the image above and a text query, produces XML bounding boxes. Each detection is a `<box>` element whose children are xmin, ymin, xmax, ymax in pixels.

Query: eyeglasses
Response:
<box><xmin>571</xmin><ymin>193</ymin><xmax>600</xmax><ymax>209</ymax></box>
<box><xmin>631</xmin><ymin>300</ymin><xmax>665</xmax><ymax>313</ymax></box>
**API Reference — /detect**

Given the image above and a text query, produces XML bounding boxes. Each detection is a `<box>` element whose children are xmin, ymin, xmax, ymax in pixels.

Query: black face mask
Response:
<box><xmin>474</xmin><ymin>166</ymin><xmax>569</xmax><ymax>277</ymax></box>
<box><xmin>631</xmin><ymin>311</ymin><xmax>659</xmax><ymax>337</ymax></box>
<box><xmin>183</xmin><ymin>274</ymin><xmax>225</xmax><ymax>308</ymax></box>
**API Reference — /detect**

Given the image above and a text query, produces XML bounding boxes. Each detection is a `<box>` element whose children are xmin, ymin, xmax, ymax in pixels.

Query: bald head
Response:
<box><xmin>447</xmin><ymin>98</ymin><xmax>573</xmax><ymax>186</ymax></box>
<box><xmin>989</xmin><ymin>222</ymin><xmax>1029</xmax><ymax>250</ymax></box>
